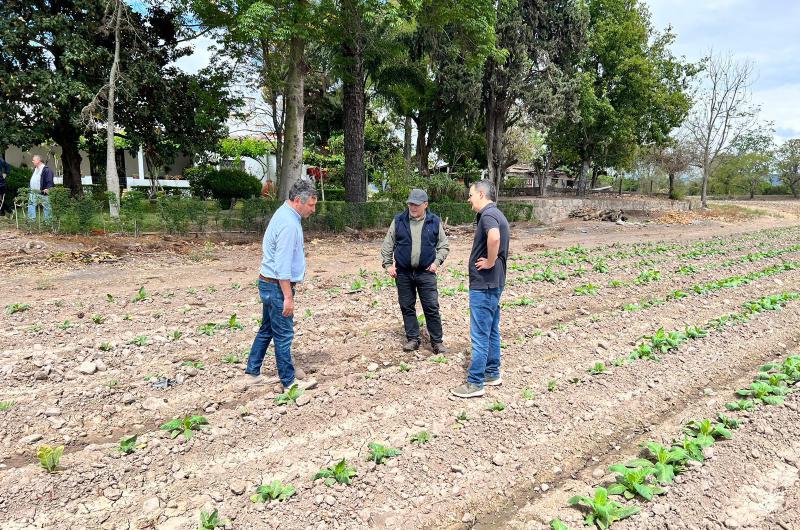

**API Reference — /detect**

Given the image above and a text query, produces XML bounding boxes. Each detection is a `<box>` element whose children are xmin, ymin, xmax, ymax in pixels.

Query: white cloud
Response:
<box><xmin>174</xmin><ymin>36</ymin><xmax>216</xmax><ymax>74</ymax></box>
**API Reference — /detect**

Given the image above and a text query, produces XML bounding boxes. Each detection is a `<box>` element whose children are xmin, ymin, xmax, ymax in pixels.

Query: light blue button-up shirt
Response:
<box><xmin>260</xmin><ymin>202</ymin><xmax>306</xmax><ymax>282</ymax></box>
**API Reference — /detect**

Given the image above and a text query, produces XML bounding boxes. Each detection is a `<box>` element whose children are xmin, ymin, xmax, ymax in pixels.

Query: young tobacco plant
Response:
<box><xmin>607</xmin><ymin>463</ymin><xmax>665</xmax><ymax>500</ymax></box>
<box><xmin>487</xmin><ymin>401</ymin><xmax>506</xmax><ymax>412</ymax></box>
<box><xmin>36</xmin><ymin>445</ymin><xmax>64</xmax><ymax>473</ymax></box>
<box><xmin>118</xmin><ymin>435</ymin><xmax>138</xmax><ymax>454</ymax></box>
<box><xmin>131</xmin><ymin>286</ymin><xmax>149</xmax><ymax>302</ymax></box>
<box><xmin>631</xmin><ymin>442</ymin><xmax>688</xmax><ymax>484</ymax></box>
<box><xmin>589</xmin><ymin>362</ymin><xmax>607</xmax><ymax>375</ymax></box>
<box><xmin>736</xmin><ymin>381</ymin><xmax>788</xmax><ymax>405</ymax></box>
<box><xmin>410</xmin><ymin>431</ymin><xmax>431</xmax><ymax>445</ymax></box>
<box><xmin>251</xmin><ymin>480</ymin><xmax>296</xmax><ymax>502</ymax></box>
<box><xmin>367</xmin><ymin>443</ymin><xmax>401</xmax><ymax>464</ymax></box>
<box><xmin>275</xmin><ymin>384</ymin><xmax>303</xmax><ymax>406</ymax></box>
<box><xmin>7</xmin><ymin>302</ymin><xmax>31</xmax><ymax>314</ymax></box>
<box><xmin>568</xmin><ymin>487</ymin><xmax>640</xmax><ymax>529</ymax></box>
<box><xmin>684</xmin><ymin>419</ymin><xmax>732</xmax><ymax>447</ymax></box>
<box><xmin>159</xmin><ymin>415</ymin><xmax>208</xmax><ymax>440</ymax></box>
<box><xmin>198</xmin><ymin>508</ymin><xmax>224</xmax><ymax>529</ymax></box>
<box><xmin>314</xmin><ymin>458</ymin><xmax>357</xmax><ymax>485</ymax></box>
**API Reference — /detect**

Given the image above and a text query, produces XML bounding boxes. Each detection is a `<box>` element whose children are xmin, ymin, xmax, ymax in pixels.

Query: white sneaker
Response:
<box><xmin>485</xmin><ymin>375</ymin><xmax>503</xmax><ymax>386</ymax></box>
<box><xmin>244</xmin><ymin>374</ymin><xmax>277</xmax><ymax>387</ymax></box>
<box><xmin>284</xmin><ymin>378</ymin><xmax>318</xmax><ymax>391</ymax></box>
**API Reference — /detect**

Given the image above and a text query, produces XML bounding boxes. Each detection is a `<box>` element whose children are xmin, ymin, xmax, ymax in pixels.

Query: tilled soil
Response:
<box><xmin>1</xmin><ymin>203</ymin><xmax>800</xmax><ymax>530</ymax></box>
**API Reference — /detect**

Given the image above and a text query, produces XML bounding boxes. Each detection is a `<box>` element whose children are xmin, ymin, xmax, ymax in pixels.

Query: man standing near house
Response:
<box><xmin>451</xmin><ymin>180</ymin><xmax>510</xmax><ymax>398</ymax></box>
<box><xmin>0</xmin><ymin>156</ymin><xmax>10</xmax><ymax>216</ymax></box>
<box><xmin>28</xmin><ymin>155</ymin><xmax>55</xmax><ymax>221</ymax></box>
<box><xmin>245</xmin><ymin>178</ymin><xmax>318</xmax><ymax>390</ymax></box>
<box><xmin>381</xmin><ymin>188</ymin><xmax>450</xmax><ymax>353</ymax></box>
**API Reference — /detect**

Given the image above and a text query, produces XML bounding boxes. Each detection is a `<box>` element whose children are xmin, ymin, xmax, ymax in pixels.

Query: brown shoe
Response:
<box><xmin>432</xmin><ymin>343</ymin><xmax>449</xmax><ymax>355</ymax></box>
<box><xmin>403</xmin><ymin>339</ymin><xmax>420</xmax><ymax>352</ymax></box>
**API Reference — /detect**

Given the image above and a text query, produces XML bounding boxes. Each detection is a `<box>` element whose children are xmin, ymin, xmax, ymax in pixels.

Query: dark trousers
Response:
<box><xmin>395</xmin><ymin>269</ymin><xmax>443</xmax><ymax>344</ymax></box>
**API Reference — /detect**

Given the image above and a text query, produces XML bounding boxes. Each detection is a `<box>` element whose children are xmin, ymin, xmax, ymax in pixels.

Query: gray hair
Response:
<box><xmin>32</xmin><ymin>154</ymin><xmax>43</xmax><ymax>163</ymax></box>
<box><xmin>289</xmin><ymin>177</ymin><xmax>318</xmax><ymax>204</ymax></box>
<box><xmin>472</xmin><ymin>179</ymin><xmax>496</xmax><ymax>201</ymax></box>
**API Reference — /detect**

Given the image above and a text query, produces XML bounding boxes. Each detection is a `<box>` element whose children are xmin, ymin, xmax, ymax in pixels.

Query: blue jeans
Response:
<box><xmin>27</xmin><ymin>191</ymin><xmax>51</xmax><ymax>221</ymax></box>
<box><xmin>467</xmin><ymin>288</ymin><xmax>503</xmax><ymax>386</ymax></box>
<box><xmin>245</xmin><ymin>280</ymin><xmax>295</xmax><ymax>386</ymax></box>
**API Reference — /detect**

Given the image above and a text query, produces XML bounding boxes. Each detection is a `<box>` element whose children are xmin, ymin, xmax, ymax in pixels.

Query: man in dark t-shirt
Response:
<box><xmin>451</xmin><ymin>179</ymin><xmax>510</xmax><ymax>398</ymax></box>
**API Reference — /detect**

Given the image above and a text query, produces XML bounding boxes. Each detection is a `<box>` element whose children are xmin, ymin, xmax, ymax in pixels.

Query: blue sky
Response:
<box><xmin>646</xmin><ymin>0</ymin><xmax>800</xmax><ymax>141</ymax></box>
<box><xmin>172</xmin><ymin>0</ymin><xmax>800</xmax><ymax>142</ymax></box>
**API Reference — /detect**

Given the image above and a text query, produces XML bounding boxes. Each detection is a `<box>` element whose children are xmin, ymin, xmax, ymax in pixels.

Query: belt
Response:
<box><xmin>259</xmin><ymin>275</ymin><xmax>296</xmax><ymax>287</ymax></box>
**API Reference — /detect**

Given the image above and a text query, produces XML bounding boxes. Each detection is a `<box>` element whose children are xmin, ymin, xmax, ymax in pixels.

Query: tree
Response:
<box><xmin>482</xmin><ymin>0</ymin><xmax>587</xmax><ymax>191</ymax></box>
<box><xmin>776</xmin><ymin>139</ymin><xmax>800</xmax><ymax>198</ymax></box>
<box><xmin>685</xmin><ymin>51</ymin><xmax>758</xmax><ymax>207</ymax></box>
<box><xmin>551</xmin><ymin>0</ymin><xmax>693</xmax><ymax>197</ymax></box>
<box><xmin>728</xmin><ymin>127</ymin><xmax>774</xmax><ymax>199</ymax></box>
<box><xmin>190</xmin><ymin>0</ymin><xmax>315</xmax><ymax>200</ymax></box>
<box><xmin>652</xmin><ymin>138</ymin><xmax>692</xmax><ymax>199</ymax></box>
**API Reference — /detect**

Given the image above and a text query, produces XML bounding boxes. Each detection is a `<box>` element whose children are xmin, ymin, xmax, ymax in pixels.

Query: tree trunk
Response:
<box><xmin>576</xmin><ymin>158</ymin><xmax>591</xmax><ymax>196</ymax></box>
<box><xmin>279</xmin><ymin>36</ymin><xmax>306</xmax><ymax>200</ymax></box>
<box><xmin>403</xmin><ymin>115</ymin><xmax>412</xmax><ymax>170</ymax></box>
<box><xmin>701</xmin><ymin>163</ymin><xmax>709</xmax><ymax>208</ymax></box>
<box><xmin>415</xmin><ymin>116</ymin><xmax>430</xmax><ymax>176</ymax></box>
<box><xmin>668</xmin><ymin>172</ymin><xmax>676</xmax><ymax>200</ymax></box>
<box><xmin>105</xmin><ymin>0</ymin><xmax>122</xmax><ymax>218</ymax></box>
<box><xmin>590</xmin><ymin>166</ymin><xmax>598</xmax><ymax>190</ymax></box>
<box><xmin>341</xmin><ymin>0</ymin><xmax>366</xmax><ymax>203</ymax></box>
<box><xmin>54</xmin><ymin>121</ymin><xmax>83</xmax><ymax>196</ymax></box>
<box><xmin>484</xmin><ymin>85</ymin><xmax>505</xmax><ymax>192</ymax></box>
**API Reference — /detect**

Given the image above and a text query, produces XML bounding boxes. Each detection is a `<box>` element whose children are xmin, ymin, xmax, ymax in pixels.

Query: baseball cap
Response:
<box><xmin>407</xmin><ymin>188</ymin><xmax>428</xmax><ymax>205</ymax></box>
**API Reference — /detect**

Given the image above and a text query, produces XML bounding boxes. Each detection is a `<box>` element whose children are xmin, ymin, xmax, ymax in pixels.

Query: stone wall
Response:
<box><xmin>506</xmin><ymin>196</ymin><xmax>694</xmax><ymax>224</ymax></box>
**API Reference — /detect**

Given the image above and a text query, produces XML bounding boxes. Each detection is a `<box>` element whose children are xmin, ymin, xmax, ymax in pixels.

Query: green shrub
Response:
<box><xmin>377</xmin><ymin>155</ymin><xmax>466</xmax><ymax>203</ymax></box>
<box><xmin>185</xmin><ymin>166</ymin><xmax>261</xmax><ymax>209</ymax></box>
<box><xmin>120</xmin><ymin>190</ymin><xmax>147</xmax><ymax>235</ymax></box>
<box><xmin>6</xmin><ymin>164</ymin><xmax>31</xmax><ymax>199</ymax></box>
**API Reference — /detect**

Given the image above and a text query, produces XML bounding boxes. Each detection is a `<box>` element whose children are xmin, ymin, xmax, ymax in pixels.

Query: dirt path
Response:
<box><xmin>1</xmin><ymin>201</ymin><xmax>799</xmax><ymax>530</ymax></box>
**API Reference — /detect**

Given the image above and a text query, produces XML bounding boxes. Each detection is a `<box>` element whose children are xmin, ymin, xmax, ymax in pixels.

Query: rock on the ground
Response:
<box><xmin>77</xmin><ymin>361</ymin><xmax>97</xmax><ymax>375</ymax></box>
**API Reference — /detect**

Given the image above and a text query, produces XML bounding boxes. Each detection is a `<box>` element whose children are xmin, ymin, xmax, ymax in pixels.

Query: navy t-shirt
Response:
<box><xmin>468</xmin><ymin>203</ymin><xmax>510</xmax><ymax>289</ymax></box>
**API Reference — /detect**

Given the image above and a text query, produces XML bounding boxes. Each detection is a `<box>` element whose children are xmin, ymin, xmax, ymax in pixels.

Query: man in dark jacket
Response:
<box><xmin>28</xmin><ymin>155</ymin><xmax>54</xmax><ymax>221</ymax></box>
<box><xmin>381</xmin><ymin>188</ymin><xmax>450</xmax><ymax>353</ymax></box>
<box><xmin>0</xmin><ymin>156</ymin><xmax>10</xmax><ymax>216</ymax></box>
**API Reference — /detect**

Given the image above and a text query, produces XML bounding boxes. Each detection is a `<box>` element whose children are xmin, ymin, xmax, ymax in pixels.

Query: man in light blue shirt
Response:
<box><xmin>245</xmin><ymin>178</ymin><xmax>318</xmax><ymax>389</ymax></box>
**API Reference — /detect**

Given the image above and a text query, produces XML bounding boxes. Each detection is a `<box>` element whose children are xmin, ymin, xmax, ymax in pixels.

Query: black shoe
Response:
<box><xmin>432</xmin><ymin>343</ymin><xmax>449</xmax><ymax>355</ymax></box>
<box><xmin>403</xmin><ymin>339</ymin><xmax>420</xmax><ymax>352</ymax></box>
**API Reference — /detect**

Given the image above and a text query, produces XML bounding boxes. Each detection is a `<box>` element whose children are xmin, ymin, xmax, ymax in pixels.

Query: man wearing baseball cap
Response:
<box><xmin>380</xmin><ymin>188</ymin><xmax>450</xmax><ymax>353</ymax></box>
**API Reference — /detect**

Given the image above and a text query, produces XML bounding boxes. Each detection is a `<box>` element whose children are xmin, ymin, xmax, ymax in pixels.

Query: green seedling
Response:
<box><xmin>131</xmin><ymin>286</ymin><xmax>149</xmax><ymax>302</ymax></box>
<box><xmin>547</xmin><ymin>379</ymin><xmax>557</xmax><ymax>392</ymax></box>
<box><xmin>398</xmin><ymin>362</ymin><xmax>411</xmax><ymax>372</ymax></box>
<box><xmin>118</xmin><ymin>435</ymin><xmax>138</xmax><ymax>454</ymax></box>
<box><xmin>632</xmin><ymin>441</ymin><xmax>688</xmax><ymax>484</ymax></box>
<box><xmin>736</xmin><ymin>381</ymin><xmax>788</xmax><ymax>405</ymax></box>
<box><xmin>106</xmin><ymin>293</ymin><xmax>114</xmax><ymax>302</ymax></box>
<box><xmin>106</xmin><ymin>379</ymin><xmax>119</xmax><ymax>388</ymax></box>
<box><xmin>568</xmin><ymin>487</ymin><xmax>640</xmax><ymax>529</ymax></box>
<box><xmin>222</xmin><ymin>352</ymin><xmax>242</xmax><ymax>364</ymax></box>
<box><xmin>275</xmin><ymin>384</ymin><xmax>303</xmax><ymax>406</ymax></box>
<box><xmin>716</xmin><ymin>413</ymin><xmax>741</xmax><ymax>430</ymax></box>
<box><xmin>684</xmin><ymin>419</ymin><xmax>732</xmax><ymax>447</ymax></box>
<box><xmin>159</xmin><ymin>415</ymin><xmax>208</xmax><ymax>440</ymax></box>
<box><xmin>609</xmin><ymin>279</ymin><xmax>624</xmax><ymax>288</ymax></box>
<box><xmin>6</xmin><ymin>303</ymin><xmax>31</xmax><ymax>314</ymax></box>
<box><xmin>367</xmin><ymin>442</ymin><xmax>401</xmax><ymax>464</ymax></box>
<box><xmin>251</xmin><ymin>480</ymin><xmax>296</xmax><ymax>502</ymax></box>
<box><xmin>231</xmin><ymin>282</ymin><xmax>241</xmax><ymax>290</ymax></box>
<box><xmin>350</xmin><ymin>278</ymin><xmax>365</xmax><ymax>291</ymax></box>
<box><xmin>314</xmin><ymin>458</ymin><xmax>357</xmax><ymax>486</ymax></box>
<box><xmin>589</xmin><ymin>362</ymin><xmax>607</xmax><ymax>375</ymax></box>
<box><xmin>304</xmin><ymin>309</ymin><xmax>313</xmax><ymax>318</ymax></box>
<box><xmin>673</xmin><ymin>436</ymin><xmax>705</xmax><ymax>462</ymax></box>
<box><xmin>410</xmin><ymin>431</ymin><xmax>431</xmax><ymax>445</ymax></box>
<box><xmin>629</xmin><ymin>343</ymin><xmax>658</xmax><ymax>361</ymax></box>
<box><xmin>574</xmin><ymin>283</ymin><xmax>599</xmax><ymax>296</ymax></box>
<box><xmin>634</xmin><ymin>269</ymin><xmax>661</xmax><ymax>285</ymax></box>
<box><xmin>725</xmin><ymin>399</ymin><xmax>755</xmax><ymax>411</ymax></box>
<box><xmin>455</xmin><ymin>411</ymin><xmax>469</xmax><ymax>423</ymax></box>
<box><xmin>128</xmin><ymin>335</ymin><xmax>149</xmax><ymax>346</ymax></box>
<box><xmin>677</xmin><ymin>265</ymin><xmax>697</xmax><ymax>275</ymax></box>
<box><xmin>611</xmin><ymin>358</ymin><xmax>626</xmax><ymax>367</ymax></box>
<box><xmin>36</xmin><ymin>444</ymin><xmax>64</xmax><ymax>473</ymax></box>
<box><xmin>684</xmin><ymin>325</ymin><xmax>708</xmax><ymax>339</ymax></box>
<box><xmin>417</xmin><ymin>313</ymin><xmax>426</xmax><ymax>325</ymax></box>
<box><xmin>27</xmin><ymin>324</ymin><xmax>43</xmax><ymax>333</ymax></box>
<box><xmin>457</xmin><ymin>281</ymin><xmax>468</xmax><ymax>292</ymax></box>
<box><xmin>99</xmin><ymin>342</ymin><xmax>113</xmax><ymax>351</ymax></box>
<box><xmin>669</xmin><ymin>290</ymin><xmax>689</xmax><ymax>300</ymax></box>
<box><xmin>607</xmin><ymin>462</ymin><xmax>665</xmax><ymax>500</ymax></box>
<box><xmin>226</xmin><ymin>313</ymin><xmax>243</xmax><ymax>330</ymax></box>
<box><xmin>522</xmin><ymin>388</ymin><xmax>535</xmax><ymax>400</ymax></box>
<box><xmin>550</xmin><ymin>519</ymin><xmax>571</xmax><ymax>530</ymax></box>
<box><xmin>0</xmin><ymin>401</ymin><xmax>15</xmax><ymax>411</ymax></box>
<box><xmin>57</xmin><ymin>320</ymin><xmax>74</xmax><ymax>330</ymax></box>
<box><xmin>487</xmin><ymin>401</ymin><xmax>506</xmax><ymax>412</ymax></box>
<box><xmin>206</xmin><ymin>286</ymin><xmax>217</xmax><ymax>293</ymax></box>
<box><xmin>198</xmin><ymin>508</ymin><xmax>224</xmax><ymax>529</ymax></box>
<box><xmin>593</xmin><ymin>260</ymin><xmax>609</xmax><ymax>273</ymax></box>
<box><xmin>198</xmin><ymin>323</ymin><xmax>217</xmax><ymax>336</ymax></box>
<box><xmin>169</xmin><ymin>330</ymin><xmax>183</xmax><ymax>341</ymax></box>
<box><xmin>440</xmin><ymin>287</ymin><xmax>456</xmax><ymax>296</ymax></box>
<box><xmin>91</xmin><ymin>314</ymin><xmax>105</xmax><ymax>324</ymax></box>
<box><xmin>430</xmin><ymin>355</ymin><xmax>447</xmax><ymax>364</ymax></box>
<box><xmin>122</xmin><ymin>313</ymin><xmax>132</xmax><ymax>321</ymax></box>
<box><xmin>181</xmin><ymin>360</ymin><xmax>205</xmax><ymax>370</ymax></box>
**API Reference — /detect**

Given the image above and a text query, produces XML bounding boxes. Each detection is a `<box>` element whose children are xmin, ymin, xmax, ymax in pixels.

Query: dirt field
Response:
<box><xmin>2</xmin><ymin>200</ymin><xmax>800</xmax><ymax>530</ymax></box>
